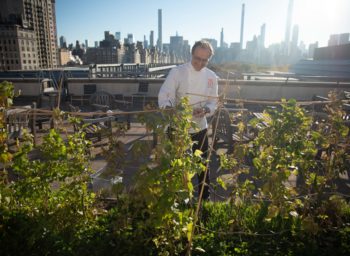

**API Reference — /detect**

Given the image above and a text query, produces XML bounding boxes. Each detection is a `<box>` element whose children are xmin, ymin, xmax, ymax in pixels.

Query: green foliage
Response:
<box><xmin>0</xmin><ymin>86</ymin><xmax>350</xmax><ymax>255</ymax></box>
<box><xmin>249</xmin><ymin>99</ymin><xmax>316</xmax><ymax>201</ymax></box>
<box><xmin>0</xmin><ymin>80</ymin><xmax>15</xmax><ymax>108</ymax></box>
<box><xmin>204</xmin><ymin>97</ymin><xmax>350</xmax><ymax>255</ymax></box>
<box><xmin>0</xmin><ymin>81</ymin><xmax>15</xmax><ymax>171</ymax></box>
<box><xmin>0</xmin><ymin>85</ymin><xmax>98</xmax><ymax>254</ymax></box>
<box><xmin>131</xmin><ymin>98</ymin><xmax>206</xmax><ymax>254</ymax></box>
<box><xmin>0</xmin><ymin>126</ymin><xmax>98</xmax><ymax>254</ymax></box>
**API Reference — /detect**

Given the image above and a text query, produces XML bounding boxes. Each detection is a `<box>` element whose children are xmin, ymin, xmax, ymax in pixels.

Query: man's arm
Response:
<box><xmin>158</xmin><ymin>68</ymin><xmax>177</xmax><ymax>108</ymax></box>
<box><xmin>204</xmin><ymin>75</ymin><xmax>219</xmax><ymax>116</ymax></box>
<box><xmin>192</xmin><ymin>75</ymin><xmax>218</xmax><ymax>118</ymax></box>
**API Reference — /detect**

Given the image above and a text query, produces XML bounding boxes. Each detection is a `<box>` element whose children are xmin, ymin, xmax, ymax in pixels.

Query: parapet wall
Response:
<box><xmin>2</xmin><ymin>77</ymin><xmax>350</xmax><ymax>101</ymax></box>
<box><xmin>67</xmin><ymin>78</ymin><xmax>350</xmax><ymax>101</ymax></box>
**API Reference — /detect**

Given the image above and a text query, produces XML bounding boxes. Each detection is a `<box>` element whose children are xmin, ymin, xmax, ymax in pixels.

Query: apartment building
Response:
<box><xmin>0</xmin><ymin>0</ymin><xmax>58</xmax><ymax>70</ymax></box>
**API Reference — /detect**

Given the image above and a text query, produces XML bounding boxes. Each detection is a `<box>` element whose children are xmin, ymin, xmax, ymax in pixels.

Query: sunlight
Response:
<box><xmin>292</xmin><ymin>0</ymin><xmax>345</xmax><ymax>45</ymax></box>
<box><xmin>294</xmin><ymin>0</ymin><xmax>338</xmax><ymax>26</ymax></box>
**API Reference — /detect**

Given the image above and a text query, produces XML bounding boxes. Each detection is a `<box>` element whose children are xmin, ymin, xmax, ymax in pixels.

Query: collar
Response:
<box><xmin>188</xmin><ymin>62</ymin><xmax>205</xmax><ymax>73</ymax></box>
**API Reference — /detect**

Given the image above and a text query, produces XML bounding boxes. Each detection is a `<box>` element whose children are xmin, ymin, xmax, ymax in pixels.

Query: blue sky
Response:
<box><xmin>56</xmin><ymin>0</ymin><xmax>350</xmax><ymax>48</ymax></box>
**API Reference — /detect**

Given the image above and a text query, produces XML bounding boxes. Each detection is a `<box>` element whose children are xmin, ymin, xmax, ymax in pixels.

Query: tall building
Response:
<box><xmin>115</xmin><ymin>32</ymin><xmax>121</xmax><ymax>41</ymax></box>
<box><xmin>126</xmin><ymin>33</ymin><xmax>133</xmax><ymax>44</ymax></box>
<box><xmin>290</xmin><ymin>24</ymin><xmax>300</xmax><ymax>61</ymax></box>
<box><xmin>338</xmin><ymin>33</ymin><xmax>350</xmax><ymax>45</ymax></box>
<box><xmin>59</xmin><ymin>36</ymin><xmax>67</xmax><ymax>48</ymax></box>
<box><xmin>328</xmin><ymin>33</ymin><xmax>350</xmax><ymax>46</ymax></box>
<box><xmin>143</xmin><ymin>35</ymin><xmax>148</xmax><ymax>49</ymax></box>
<box><xmin>260</xmin><ymin>23</ymin><xmax>266</xmax><ymax>49</ymax></box>
<box><xmin>291</xmin><ymin>25</ymin><xmax>299</xmax><ymax>48</ymax></box>
<box><xmin>220</xmin><ymin>28</ymin><xmax>224</xmax><ymax>48</ymax></box>
<box><xmin>308</xmin><ymin>41</ymin><xmax>318</xmax><ymax>59</ymax></box>
<box><xmin>104</xmin><ymin>31</ymin><xmax>110</xmax><ymax>40</ymax></box>
<box><xmin>169</xmin><ymin>33</ymin><xmax>185</xmax><ymax>63</ymax></box>
<box><xmin>85</xmin><ymin>39</ymin><xmax>89</xmax><ymax>48</ymax></box>
<box><xmin>0</xmin><ymin>0</ymin><xmax>58</xmax><ymax>70</ymax></box>
<box><xmin>157</xmin><ymin>9</ymin><xmax>163</xmax><ymax>52</ymax></box>
<box><xmin>240</xmin><ymin>4</ymin><xmax>245</xmax><ymax>50</ymax></box>
<box><xmin>284</xmin><ymin>0</ymin><xmax>294</xmax><ymax>55</ymax></box>
<box><xmin>58</xmin><ymin>48</ymin><xmax>71</xmax><ymax>66</ymax></box>
<box><xmin>328</xmin><ymin>34</ymin><xmax>339</xmax><ymax>46</ymax></box>
<box><xmin>150</xmin><ymin>30</ymin><xmax>154</xmax><ymax>48</ymax></box>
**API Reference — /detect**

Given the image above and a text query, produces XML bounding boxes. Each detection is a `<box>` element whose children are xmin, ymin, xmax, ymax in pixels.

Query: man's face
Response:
<box><xmin>191</xmin><ymin>47</ymin><xmax>211</xmax><ymax>71</ymax></box>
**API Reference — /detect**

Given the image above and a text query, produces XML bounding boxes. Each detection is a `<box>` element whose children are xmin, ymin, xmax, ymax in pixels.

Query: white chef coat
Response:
<box><xmin>158</xmin><ymin>62</ymin><xmax>218</xmax><ymax>133</ymax></box>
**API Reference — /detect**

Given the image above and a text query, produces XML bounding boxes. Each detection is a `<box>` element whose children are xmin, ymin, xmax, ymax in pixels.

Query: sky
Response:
<box><xmin>56</xmin><ymin>0</ymin><xmax>350</xmax><ymax>48</ymax></box>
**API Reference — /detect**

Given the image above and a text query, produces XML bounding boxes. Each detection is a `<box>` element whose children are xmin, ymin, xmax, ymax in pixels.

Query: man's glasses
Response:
<box><xmin>192</xmin><ymin>55</ymin><xmax>209</xmax><ymax>63</ymax></box>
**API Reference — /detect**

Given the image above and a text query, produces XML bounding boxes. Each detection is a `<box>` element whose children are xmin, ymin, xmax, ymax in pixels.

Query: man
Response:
<box><xmin>158</xmin><ymin>40</ymin><xmax>218</xmax><ymax>200</ymax></box>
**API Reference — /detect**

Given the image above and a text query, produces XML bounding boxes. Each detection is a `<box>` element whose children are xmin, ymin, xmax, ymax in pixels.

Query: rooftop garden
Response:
<box><xmin>1</xmin><ymin>81</ymin><xmax>350</xmax><ymax>255</ymax></box>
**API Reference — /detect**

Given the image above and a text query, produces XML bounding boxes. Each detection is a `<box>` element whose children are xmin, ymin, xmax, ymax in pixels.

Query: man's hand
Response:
<box><xmin>193</xmin><ymin>106</ymin><xmax>209</xmax><ymax>118</ymax></box>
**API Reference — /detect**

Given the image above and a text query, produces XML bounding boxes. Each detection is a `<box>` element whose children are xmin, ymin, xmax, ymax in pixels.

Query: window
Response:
<box><xmin>138</xmin><ymin>82</ymin><xmax>149</xmax><ymax>93</ymax></box>
<box><xmin>83</xmin><ymin>84</ymin><xmax>97</xmax><ymax>95</ymax></box>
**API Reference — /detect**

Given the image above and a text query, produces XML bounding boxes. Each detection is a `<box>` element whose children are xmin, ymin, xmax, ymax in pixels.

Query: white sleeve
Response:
<box><xmin>205</xmin><ymin>75</ymin><xmax>219</xmax><ymax>116</ymax></box>
<box><xmin>158</xmin><ymin>68</ymin><xmax>178</xmax><ymax>108</ymax></box>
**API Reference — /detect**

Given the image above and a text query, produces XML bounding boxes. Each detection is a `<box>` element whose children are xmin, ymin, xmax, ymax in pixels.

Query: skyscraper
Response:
<box><xmin>240</xmin><ymin>4</ymin><xmax>245</xmax><ymax>50</ymax></box>
<box><xmin>115</xmin><ymin>32</ymin><xmax>121</xmax><ymax>41</ymax></box>
<box><xmin>220</xmin><ymin>28</ymin><xmax>224</xmax><ymax>48</ymax></box>
<box><xmin>290</xmin><ymin>24</ymin><xmax>299</xmax><ymax>59</ymax></box>
<box><xmin>157</xmin><ymin>9</ymin><xmax>163</xmax><ymax>52</ymax></box>
<box><xmin>150</xmin><ymin>30</ymin><xmax>154</xmax><ymax>48</ymax></box>
<box><xmin>170</xmin><ymin>34</ymin><xmax>184</xmax><ymax>62</ymax></box>
<box><xmin>260</xmin><ymin>23</ymin><xmax>266</xmax><ymax>49</ymax></box>
<box><xmin>60</xmin><ymin>36</ymin><xmax>67</xmax><ymax>48</ymax></box>
<box><xmin>291</xmin><ymin>25</ymin><xmax>299</xmax><ymax>48</ymax></box>
<box><xmin>284</xmin><ymin>0</ymin><xmax>294</xmax><ymax>55</ymax></box>
<box><xmin>143</xmin><ymin>35</ymin><xmax>148</xmax><ymax>49</ymax></box>
<box><xmin>328</xmin><ymin>33</ymin><xmax>350</xmax><ymax>46</ymax></box>
<box><xmin>126</xmin><ymin>33</ymin><xmax>133</xmax><ymax>44</ymax></box>
<box><xmin>0</xmin><ymin>0</ymin><xmax>58</xmax><ymax>70</ymax></box>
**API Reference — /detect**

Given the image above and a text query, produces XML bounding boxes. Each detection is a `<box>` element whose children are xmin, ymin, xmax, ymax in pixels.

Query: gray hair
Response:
<box><xmin>191</xmin><ymin>40</ymin><xmax>214</xmax><ymax>57</ymax></box>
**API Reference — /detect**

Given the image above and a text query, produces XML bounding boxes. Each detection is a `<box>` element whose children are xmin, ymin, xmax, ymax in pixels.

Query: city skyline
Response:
<box><xmin>56</xmin><ymin>0</ymin><xmax>350</xmax><ymax>48</ymax></box>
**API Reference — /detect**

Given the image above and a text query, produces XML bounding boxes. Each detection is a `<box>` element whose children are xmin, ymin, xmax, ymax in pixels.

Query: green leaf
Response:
<box><xmin>216</xmin><ymin>177</ymin><xmax>227</xmax><ymax>190</ymax></box>
<box><xmin>5</xmin><ymin>196</ymin><xmax>11</xmax><ymax>204</ymax></box>
<box><xmin>194</xmin><ymin>149</ymin><xmax>202</xmax><ymax>157</ymax></box>
<box><xmin>186</xmin><ymin>222</ymin><xmax>193</xmax><ymax>242</ymax></box>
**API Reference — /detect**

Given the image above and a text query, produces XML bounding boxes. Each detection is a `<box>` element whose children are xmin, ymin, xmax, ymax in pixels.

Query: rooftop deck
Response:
<box><xmin>6</xmin><ymin>96</ymin><xmax>349</xmax><ymax>201</ymax></box>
